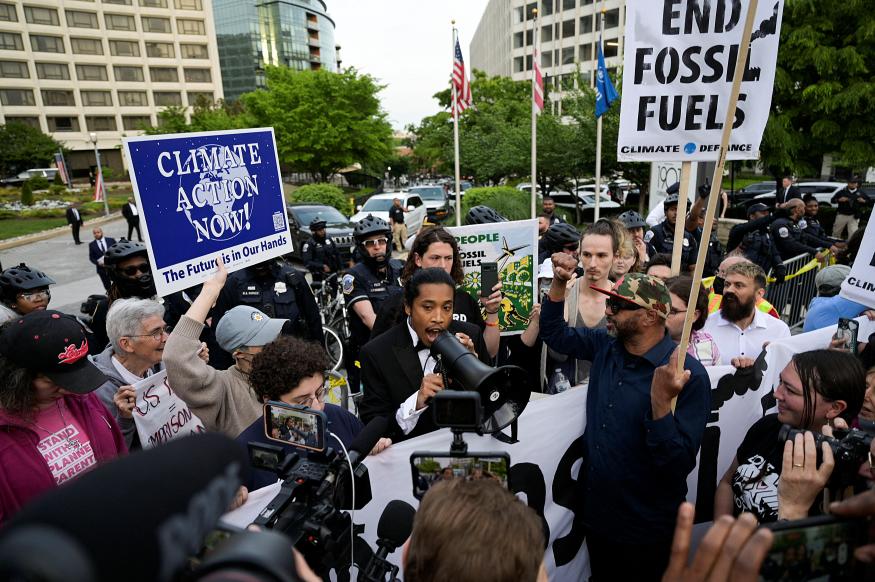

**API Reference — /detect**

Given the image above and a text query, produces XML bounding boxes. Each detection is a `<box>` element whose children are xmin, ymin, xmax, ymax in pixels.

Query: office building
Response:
<box><xmin>0</xmin><ymin>0</ymin><xmax>224</xmax><ymax>175</ymax></box>
<box><xmin>213</xmin><ymin>0</ymin><xmax>337</xmax><ymax>102</ymax></box>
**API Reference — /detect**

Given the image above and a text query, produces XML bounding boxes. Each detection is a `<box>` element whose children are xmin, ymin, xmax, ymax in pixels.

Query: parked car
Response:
<box><xmin>750</xmin><ymin>181</ymin><xmax>875</xmax><ymax>208</ymax></box>
<box><xmin>285</xmin><ymin>203</ymin><xmax>355</xmax><ymax>264</ymax></box>
<box><xmin>553</xmin><ymin>189</ymin><xmax>615</xmax><ymax>210</ymax></box>
<box><xmin>409</xmin><ymin>185</ymin><xmax>451</xmax><ymax>223</ymax></box>
<box><xmin>350</xmin><ymin>192</ymin><xmax>427</xmax><ymax>235</ymax></box>
<box><xmin>1</xmin><ymin>168</ymin><xmax>59</xmax><ymax>186</ymax></box>
<box><xmin>729</xmin><ymin>180</ymin><xmax>777</xmax><ymax>204</ymax></box>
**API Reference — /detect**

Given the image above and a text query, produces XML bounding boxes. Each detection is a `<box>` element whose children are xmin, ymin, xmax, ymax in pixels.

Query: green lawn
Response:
<box><xmin>0</xmin><ymin>218</ymin><xmax>67</xmax><ymax>240</ymax></box>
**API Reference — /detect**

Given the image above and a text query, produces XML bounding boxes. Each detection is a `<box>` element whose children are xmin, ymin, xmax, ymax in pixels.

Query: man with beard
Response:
<box><xmin>344</xmin><ymin>215</ymin><xmax>404</xmax><ymax>393</ymax></box>
<box><xmin>704</xmin><ymin>261</ymin><xmax>790</xmax><ymax>361</ymax></box>
<box><xmin>540</xmin><ymin>257</ymin><xmax>710</xmax><ymax>581</ymax></box>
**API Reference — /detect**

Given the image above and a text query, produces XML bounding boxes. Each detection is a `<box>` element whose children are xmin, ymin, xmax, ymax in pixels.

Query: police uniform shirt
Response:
<box><xmin>302</xmin><ymin>236</ymin><xmax>340</xmax><ymax>273</ymax></box>
<box><xmin>644</xmin><ymin>220</ymin><xmax>697</xmax><ymax>265</ymax></box>
<box><xmin>343</xmin><ymin>260</ymin><xmax>403</xmax><ymax>342</ymax></box>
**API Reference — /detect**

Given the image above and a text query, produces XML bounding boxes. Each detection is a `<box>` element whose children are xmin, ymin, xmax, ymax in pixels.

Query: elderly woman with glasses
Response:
<box><xmin>236</xmin><ymin>335</ymin><xmax>391</xmax><ymax>489</ymax></box>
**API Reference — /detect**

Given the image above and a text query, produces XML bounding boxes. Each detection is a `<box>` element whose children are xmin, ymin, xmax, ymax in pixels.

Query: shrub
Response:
<box><xmin>20</xmin><ymin>182</ymin><xmax>34</xmax><ymax>206</ymax></box>
<box><xmin>100</xmin><ymin>165</ymin><xmax>116</xmax><ymax>181</ymax></box>
<box><xmin>27</xmin><ymin>176</ymin><xmax>50</xmax><ymax>191</ymax></box>
<box><xmin>291</xmin><ymin>183</ymin><xmax>351</xmax><ymax>216</ymax></box>
<box><xmin>53</xmin><ymin>171</ymin><xmax>65</xmax><ymax>185</ymax></box>
<box><xmin>48</xmin><ymin>184</ymin><xmax>66</xmax><ymax>196</ymax></box>
<box><xmin>461</xmin><ymin>187</ymin><xmax>533</xmax><ymax>221</ymax></box>
<box><xmin>22</xmin><ymin>207</ymin><xmax>64</xmax><ymax>218</ymax></box>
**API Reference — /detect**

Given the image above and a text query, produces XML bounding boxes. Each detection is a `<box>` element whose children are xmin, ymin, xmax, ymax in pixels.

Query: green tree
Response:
<box><xmin>291</xmin><ymin>183</ymin><xmax>351</xmax><ymax>216</ymax></box>
<box><xmin>146</xmin><ymin>99</ymin><xmax>248</xmax><ymax>135</ymax></box>
<box><xmin>242</xmin><ymin>67</ymin><xmax>393</xmax><ymax>182</ymax></box>
<box><xmin>761</xmin><ymin>0</ymin><xmax>875</xmax><ymax>177</ymax></box>
<box><xmin>20</xmin><ymin>181</ymin><xmax>33</xmax><ymax>206</ymax></box>
<box><xmin>0</xmin><ymin>123</ymin><xmax>62</xmax><ymax>178</ymax></box>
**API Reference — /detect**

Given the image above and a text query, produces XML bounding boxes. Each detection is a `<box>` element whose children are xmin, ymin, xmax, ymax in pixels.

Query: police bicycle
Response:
<box><xmin>311</xmin><ymin>273</ymin><xmax>349</xmax><ymax>373</ymax></box>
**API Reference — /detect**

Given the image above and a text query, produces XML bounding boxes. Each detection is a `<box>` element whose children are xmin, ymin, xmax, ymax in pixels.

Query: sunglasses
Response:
<box><xmin>606</xmin><ymin>297</ymin><xmax>643</xmax><ymax>314</ymax></box>
<box><xmin>363</xmin><ymin>238</ymin><xmax>388</xmax><ymax>248</ymax></box>
<box><xmin>120</xmin><ymin>263</ymin><xmax>150</xmax><ymax>277</ymax></box>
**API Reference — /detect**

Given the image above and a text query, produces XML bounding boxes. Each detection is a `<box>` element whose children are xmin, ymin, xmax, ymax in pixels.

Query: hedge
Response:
<box><xmin>290</xmin><ymin>183</ymin><xmax>351</xmax><ymax>216</ymax></box>
<box><xmin>461</xmin><ymin>187</ymin><xmax>533</xmax><ymax>221</ymax></box>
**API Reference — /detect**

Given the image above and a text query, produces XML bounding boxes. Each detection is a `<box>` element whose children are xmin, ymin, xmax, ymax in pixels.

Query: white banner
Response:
<box><xmin>132</xmin><ymin>370</ymin><xmax>206</xmax><ymax>449</ymax></box>
<box><xmin>841</xmin><ymin>217</ymin><xmax>875</xmax><ymax>308</ymax></box>
<box><xmin>618</xmin><ymin>0</ymin><xmax>784</xmax><ymax>161</ymax></box>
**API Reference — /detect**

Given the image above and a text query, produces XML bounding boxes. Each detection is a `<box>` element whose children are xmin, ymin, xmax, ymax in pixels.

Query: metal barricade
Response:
<box><xmin>766</xmin><ymin>253</ymin><xmax>825</xmax><ymax>331</ymax></box>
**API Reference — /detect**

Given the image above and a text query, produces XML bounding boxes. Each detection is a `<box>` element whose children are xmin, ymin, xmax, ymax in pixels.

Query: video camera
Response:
<box><xmin>779</xmin><ymin>419</ymin><xmax>875</xmax><ymax>487</ymax></box>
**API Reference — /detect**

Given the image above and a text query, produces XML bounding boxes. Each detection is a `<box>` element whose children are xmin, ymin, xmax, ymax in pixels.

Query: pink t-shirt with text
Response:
<box><xmin>33</xmin><ymin>402</ymin><xmax>97</xmax><ymax>485</ymax></box>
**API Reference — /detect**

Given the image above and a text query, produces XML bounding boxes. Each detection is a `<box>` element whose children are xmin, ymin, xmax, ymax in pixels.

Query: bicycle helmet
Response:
<box><xmin>353</xmin><ymin>214</ymin><xmax>391</xmax><ymax>242</ymax></box>
<box><xmin>617</xmin><ymin>210</ymin><xmax>647</xmax><ymax>230</ymax></box>
<box><xmin>0</xmin><ymin>263</ymin><xmax>55</xmax><ymax>306</ymax></box>
<box><xmin>542</xmin><ymin>223</ymin><xmax>581</xmax><ymax>252</ymax></box>
<box><xmin>103</xmin><ymin>239</ymin><xmax>148</xmax><ymax>267</ymax></box>
<box><xmin>309</xmin><ymin>218</ymin><xmax>327</xmax><ymax>231</ymax></box>
<box><xmin>465</xmin><ymin>205</ymin><xmax>507</xmax><ymax>225</ymax></box>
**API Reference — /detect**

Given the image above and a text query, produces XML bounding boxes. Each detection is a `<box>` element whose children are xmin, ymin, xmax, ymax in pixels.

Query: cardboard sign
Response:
<box><xmin>124</xmin><ymin>128</ymin><xmax>294</xmax><ymax>296</ymax></box>
<box><xmin>447</xmin><ymin>219</ymin><xmax>539</xmax><ymax>334</ymax></box>
<box><xmin>618</xmin><ymin>0</ymin><xmax>784</xmax><ymax>161</ymax></box>
<box><xmin>132</xmin><ymin>370</ymin><xmax>206</xmax><ymax>449</ymax></box>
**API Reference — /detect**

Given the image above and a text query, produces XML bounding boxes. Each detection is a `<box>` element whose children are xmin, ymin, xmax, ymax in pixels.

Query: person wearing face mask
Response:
<box><xmin>703</xmin><ymin>261</ymin><xmax>790</xmax><ymax>362</ymax></box>
<box><xmin>714</xmin><ymin>349</ymin><xmax>864</xmax><ymax>523</ymax></box>
<box><xmin>706</xmin><ymin>256</ymin><xmax>780</xmax><ymax>319</ymax></box>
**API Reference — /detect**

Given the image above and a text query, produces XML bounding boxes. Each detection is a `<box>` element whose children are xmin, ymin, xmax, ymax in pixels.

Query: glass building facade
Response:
<box><xmin>214</xmin><ymin>0</ymin><xmax>336</xmax><ymax>101</ymax></box>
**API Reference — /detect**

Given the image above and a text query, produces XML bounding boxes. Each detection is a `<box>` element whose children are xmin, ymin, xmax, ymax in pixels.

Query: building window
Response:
<box><xmin>604</xmin><ymin>40</ymin><xmax>618</xmax><ymax>58</ymax></box>
<box><xmin>562</xmin><ymin>0</ymin><xmax>576</xmax><ymax>10</ymax></box>
<box><xmin>122</xmin><ymin>115</ymin><xmax>151</xmax><ymax>130</ymax></box>
<box><xmin>4</xmin><ymin>116</ymin><xmax>40</xmax><ymax>128</ymax></box>
<box><xmin>118</xmin><ymin>90</ymin><xmax>148</xmax><ymax>106</ymax></box>
<box><xmin>47</xmin><ymin>116</ymin><xmax>80</xmax><ymax>132</ymax></box>
<box><xmin>187</xmin><ymin>91</ymin><xmax>213</xmax><ymax>104</ymax></box>
<box><xmin>110</xmin><ymin>39</ymin><xmax>140</xmax><ymax>57</ymax></box>
<box><xmin>513</xmin><ymin>56</ymin><xmax>524</xmax><ymax>73</ymax></box>
<box><xmin>149</xmin><ymin>66</ymin><xmax>178</xmax><ymax>82</ymax></box>
<box><xmin>41</xmin><ymin>89</ymin><xmax>76</xmax><ymax>106</ymax></box>
<box><xmin>0</xmin><ymin>32</ymin><xmax>23</xmax><ymax>51</ymax></box>
<box><xmin>139</xmin><ymin>0</ymin><xmax>168</xmax><ymax>7</ymax></box>
<box><xmin>145</xmin><ymin>42</ymin><xmax>174</xmax><ymax>58</ymax></box>
<box><xmin>82</xmin><ymin>90</ymin><xmax>113</xmax><ymax>106</ymax></box>
<box><xmin>105</xmin><ymin>13</ymin><xmax>136</xmax><ymax>31</ymax></box>
<box><xmin>562</xmin><ymin>19</ymin><xmax>575</xmax><ymax>38</ymax></box>
<box><xmin>31</xmin><ymin>35</ymin><xmax>65</xmax><ymax>53</ymax></box>
<box><xmin>65</xmin><ymin>10</ymin><xmax>99</xmax><ymax>29</ymax></box>
<box><xmin>0</xmin><ymin>3</ymin><xmax>17</xmax><ymax>22</ymax></box>
<box><xmin>23</xmin><ymin>5</ymin><xmax>59</xmax><ymax>26</ymax></box>
<box><xmin>579</xmin><ymin>44</ymin><xmax>592</xmax><ymax>62</ymax></box>
<box><xmin>0</xmin><ymin>60</ymin><xmax>28</xmax><ymax>78</ymax></box>
<box><xmin>580</xmin><ymin>15</ymin><xmax>592</xmax><ymax>34</ymax></box>
<box><xmin>541</xmin><ymin>25</ymin><xmax>552</xmax><ymax>43</ymax></box>
<box><xmin>177</xmin><ymin>18</ymin><xmax>205</xmax><ymax>35</ymax></box>
<box><xmin>183</xmin><ymin>67</ymin><xmax>211</xmax><ymax>83</ymax></box>
<box><xmin>86</xmin><ymin>115</ymin><xmax>117</xmax><ymax>131</ymax></box>
<box><xmin>153</xmin><ymin>91</ymin><xmax>182</xmax><ymax>106</ymax></box>
<box><xmin>141</xmin><ymin>16</ymin><xmax>171</xmax><ymax>33</ymax></box>
<box><xmin>35</xmin><ymin>62</ymin><xmax>70</xmax><ymax>80</ymax></box>
<box><xmin>104</xmin><ymin>0</ymin><xmax>132</xmax><ymax>5</ymax></box>
<box><xmin>174</xmin><ymin>0</ymin><xmax>202</xmax><ymax>10</ymax></box>
<box><xmin>75</xmin><ymin>64</ymin><xmax>107</xmax><ymax>81</ymax></box>
<box><xmin>604</xmin><ymin>8</ymin><xmax>620</xmax><ymax>29</ymax></box>
<box><xmin>541</xmin><ymin>51</ymin><xmax>552</xmax><ymax>68</ymax></box>
<box><xmin>180</xmin><ymin>43</ymin><xmax>208</xmax><ymax>59</ymax></box>
<box><xmin>114</xmin><ymin>65</ymin><xmax>144</xmax><ymax>82</ymax></box>
<box><xmin>70</xmin><ymin>37</ymin><xmax>102</xmax><ymax>55</ymax></box>
<box><xmin>0</xmin><ymin>89</ymin><xmax>35</xmax><ymax>106</ymax></box>
<box><xmin>561</xmin><ymin>46</ymin><xmax>574</xmax><ymax>65</ymax></box>
<box><xmin>540</xmin><ymin>1</ymin><xmax>553</xmax><ymax>16</ymax></box>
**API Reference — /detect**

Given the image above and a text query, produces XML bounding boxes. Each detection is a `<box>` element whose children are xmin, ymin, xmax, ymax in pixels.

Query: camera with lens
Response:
<box><xmin>779</xmin><ymin>419</ymin><xmax>875</xmax><ymax>487</ymax></box>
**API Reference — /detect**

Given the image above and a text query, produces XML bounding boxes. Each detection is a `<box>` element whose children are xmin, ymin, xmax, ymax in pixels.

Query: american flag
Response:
<box><xmin>93</xmin><ymin>168</ymin><xmax>104</xmax><ymax>202</ymax></box>
<box><xmin>533</xmin><ymin>48</ymin><xmax>544</xmax><ymax>113</ymax></box>
<box><xmin>452</xmin><ymin>39</ymin><xmax>472</xmax><ymax>115</ymax></box>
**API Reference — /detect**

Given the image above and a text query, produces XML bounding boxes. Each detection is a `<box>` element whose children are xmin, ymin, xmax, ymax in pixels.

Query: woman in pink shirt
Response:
<box><xmin>0</xmin><ymin>310</ymin><xmax>126</xmax><ymax>523</ymax></box>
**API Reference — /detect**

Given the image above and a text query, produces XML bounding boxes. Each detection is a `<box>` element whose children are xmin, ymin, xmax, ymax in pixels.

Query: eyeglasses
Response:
<box><xmin>363</xmin><ymin>238</ymin><xmax>388</xmax><ymax>248</ymax></box>
<box><xmin>289</xmin><ymin>385</ymin><xmax>327</xmax><ymax>406</ymax></box>
<box><xmin>18</xmin><ymin>289</ymin><xmax>50</xmax><ymax>302</ymax></box>
<box><xmin>128</xmin><ymin>325</ymin><xmax>172</xmax><ymax>341</ymax></box>
<box><xmin>120</xmin><ymin>263</ymin><xmax>150</xmax><ymax>277</ymax></box>
<box><xmin>605</xmin><ymin>297</ymin><xmax>643</xmax><ymax>314</ymax></box>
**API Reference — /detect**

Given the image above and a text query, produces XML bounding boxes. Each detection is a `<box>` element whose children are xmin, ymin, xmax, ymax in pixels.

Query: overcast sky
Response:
<box><xmin>328</xmin><ymin>0</ymin><xmax>489</xmax><ymax>131</ymax></box>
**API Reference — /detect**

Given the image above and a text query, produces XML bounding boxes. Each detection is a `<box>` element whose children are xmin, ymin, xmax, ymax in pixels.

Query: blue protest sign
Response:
<box><xmin>124</xmin><ymin>128</ymin><xmax>294</xmax><ymax>297</ymax></box>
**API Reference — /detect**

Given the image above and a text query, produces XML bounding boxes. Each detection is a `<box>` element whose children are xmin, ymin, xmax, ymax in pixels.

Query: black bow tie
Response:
<box><xmin>414</xmin><ymin>340</ymin><xmax>429</xmax><ymax>352</ymax></box>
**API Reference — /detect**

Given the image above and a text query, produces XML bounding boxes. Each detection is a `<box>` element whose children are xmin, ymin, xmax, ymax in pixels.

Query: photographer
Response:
<box><xmin>235</xmin><ymin>336</ymin><xmax>390</xmax><ymax>489</ymax></box>
<box><xmin>358</xmin><ymin>268</ymin><xmax>488</xmax><ymax>442</ymax></box>
<box><xmin>403</xmin><ymin>479</ymin><xmax>547</xmax><ymax>582</ymax></box>
<box><xmin>714</xmin><ymin>349</ymin><xmax>864</xmax><ymax>523</ymax></box>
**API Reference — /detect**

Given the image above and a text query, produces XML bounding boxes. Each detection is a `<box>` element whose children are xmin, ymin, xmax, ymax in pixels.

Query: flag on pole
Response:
<box><xmin>595</xmin><ymin>36</ymin><xmax>618</xmax><ymax>118</ymax></box>
<box><xmin>53</xmin><ymin>152</ymin><xmax>69</xmax><ymax>185</ymax></box>
<box><xmin>93</xmin><ymin>168</ymin><xmax>104</xmax><ymax>202</ymax></box>
<box><xmin>452</xmin><ymin>39</ymin><xmax>472</xmax><ymax>115</ymax></box>
<box><xmin>533</xmin><ymin>48</ymin><xmax>544</xmax><ymax>113</ymax></box>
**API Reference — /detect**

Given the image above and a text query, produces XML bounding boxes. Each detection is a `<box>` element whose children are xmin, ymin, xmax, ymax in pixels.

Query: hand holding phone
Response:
<box><xmin>263</xmin><ymin>401</ymin><xmax>327</xmax><ymax>453</ymax></box>
<box><xmin>480</xmin><ymin>262</ymin><xmax>498</xmax><ymax>298</ymax></box>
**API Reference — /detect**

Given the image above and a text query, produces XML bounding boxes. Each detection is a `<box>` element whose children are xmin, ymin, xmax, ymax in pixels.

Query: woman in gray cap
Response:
<box><xmin>163</xmin><ymin>259</ymin><xmax>288</xmax><ymax>438</ymax></box>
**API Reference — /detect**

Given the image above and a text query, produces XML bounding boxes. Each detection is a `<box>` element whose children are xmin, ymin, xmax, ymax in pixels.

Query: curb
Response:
<box><xmin>0</xmin><ymin>211</ymin><xmax>123</xmax><ymax>252</ymax></box>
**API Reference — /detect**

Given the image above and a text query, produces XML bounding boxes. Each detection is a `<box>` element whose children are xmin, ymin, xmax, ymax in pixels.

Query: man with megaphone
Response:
<box><xmin>358</xmin><ymin>268</ymin><xmax>490</xmax><ymax>442</ymax></box>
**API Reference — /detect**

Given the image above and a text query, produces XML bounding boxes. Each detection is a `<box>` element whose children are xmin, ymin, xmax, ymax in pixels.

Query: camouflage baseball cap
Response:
<box><xmin>590</xmin><ymin>273</ymin><xmax>671</xmax><ymax>319</ymax></box>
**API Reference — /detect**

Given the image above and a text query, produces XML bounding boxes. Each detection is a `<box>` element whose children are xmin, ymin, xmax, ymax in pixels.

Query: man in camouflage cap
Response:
<box><xmin>538</xmin><ymin>252</ymin><xmax>710</xmax><ymax>580</ymax></box>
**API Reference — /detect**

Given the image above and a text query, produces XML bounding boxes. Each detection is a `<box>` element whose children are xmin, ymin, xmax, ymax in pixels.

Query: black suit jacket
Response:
<box><xmin>122</xmin><ymin>203</ymin><xmax>138</xmax><ymax>221</ymax></box>
<box><xmin>358</xmin><ymin>319</ymin><xmax>490</xmax><ymax>442</ymax></box>
<box><xmin>88</xmin><ymin>237</ymin><xmax>117</xmax><ymax>266</ymax></box>
<box><xmin>66</xmin><ymin>207</ymin><xmax>83</xmax><ymax>225</ymax></box>
<box><xmin>775</xmin><ymin>185</ymin><xmax>801</xmax><ymax>205</ymax></box>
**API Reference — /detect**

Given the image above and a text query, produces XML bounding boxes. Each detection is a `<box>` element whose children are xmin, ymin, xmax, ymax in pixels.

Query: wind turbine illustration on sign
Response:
<box><xmin>495</xmin><ymin>236</ymin><xmax>529</xmax><ymax>271</ymax></box>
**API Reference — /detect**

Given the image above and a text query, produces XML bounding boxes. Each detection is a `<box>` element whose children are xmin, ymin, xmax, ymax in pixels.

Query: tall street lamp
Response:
<box><xmin>89</xmin><ymin>132</ymin><xmax>109</xmax><ymax>216</ymax></box>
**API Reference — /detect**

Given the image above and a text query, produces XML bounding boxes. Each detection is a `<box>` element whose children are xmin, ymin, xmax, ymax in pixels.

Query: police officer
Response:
<box><xmin>802</xmin><ymin>194</ymin><xmax>843</xmax><ymax>246</ymax></box>
<box><xmin>644</xmin><ymin>191</ymin><xmax>698</xmax><ymax>271</ymax></box>
<box><xmin>731</xmin><ymin>204</ymin><xmax>786</xmax><ymax>282</ymax></box>
<box><xmin>344</xmin><ymin>215</ymin><xmax>403</xmax><ymax>393</ymax></box>
<box><xmin>302</xmin><ymin>218</ymin><xmax>341</xmax><ymax>286</ymax></box>
<box><xmin>770</xmin><ymin>198</ymin><xmax>841</xmax><ymax>261</ymax></box>
<box><xmin>684</xmin><ymin>185</ymin><xmax>724</xmax><ymax>277</ymax></box>
<box><xmin>213</xmin><ymin>258</ymin><xmax>323</xmax><ymax>346</ymax></box>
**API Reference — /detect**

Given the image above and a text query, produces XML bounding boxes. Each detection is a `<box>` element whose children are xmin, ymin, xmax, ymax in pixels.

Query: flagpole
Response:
<box><xmin>451</xmin><ymin>22</ymin><xmax>462</xmax><ymax>227</ymax></box>
<box><xmin>594</xmin><ymin>3</ymin><xmax>606</xmax><ymax>223</ymax></box>
<box><xmin>530</xmin><ymin>8</ymin><xmax>539</xmax><ymax>219</ymax></box>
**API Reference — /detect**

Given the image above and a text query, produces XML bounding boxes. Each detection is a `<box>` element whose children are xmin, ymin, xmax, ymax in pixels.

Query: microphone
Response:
<box><xmin>317</xmin><ymin>416</ymin><xmax>389</xmax><ymax>498</ymax></box>
<box><xmin>359</xmin><ymin>500</ymin><xmax>416</xmax><ymax>582</ymax></box>
<box><xmin>0</xmin><ymin>433</ymin><xmax>248</xmax><ymax>582</ymax></box>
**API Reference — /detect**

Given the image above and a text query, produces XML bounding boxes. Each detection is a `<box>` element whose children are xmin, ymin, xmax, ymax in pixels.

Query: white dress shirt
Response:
<box><xmin>395</xmin><ymin>320</ymin><xmax>437</xmax><ymax>435</ymax></box>
<box><xmin>703</xmin><ymin>308</ymin><xmax>791</xmax><ymax>361</ymax></box>
<box><xmin>129</xmin><ymin>203</ymin><xmax>139</xmax><ymax>216</ymax></box>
